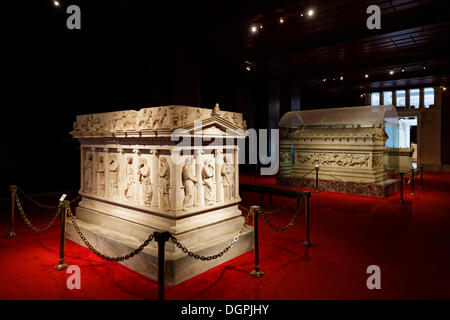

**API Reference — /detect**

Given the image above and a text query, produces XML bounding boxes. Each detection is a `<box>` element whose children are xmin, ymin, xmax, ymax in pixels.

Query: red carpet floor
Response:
<box><xmin>0</xmin><ymin>172</ymin><xmax>449</xmax><ymax>300</ymax></box>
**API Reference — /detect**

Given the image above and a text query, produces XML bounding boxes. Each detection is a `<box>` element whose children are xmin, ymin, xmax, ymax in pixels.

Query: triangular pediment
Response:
<box><xmin>175</xmin><ymin>116</ymin><xmax>247</xmax><ymax>138</ymax></box>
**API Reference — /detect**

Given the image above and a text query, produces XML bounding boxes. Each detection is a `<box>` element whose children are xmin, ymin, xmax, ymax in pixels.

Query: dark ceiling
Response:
<box><xmin>9</xmin><ymin>0</ymin><xmax>450</xmax><ymax>93</ymax></box>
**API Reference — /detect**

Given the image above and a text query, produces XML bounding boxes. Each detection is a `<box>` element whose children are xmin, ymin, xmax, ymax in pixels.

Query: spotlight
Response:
<box><xmin>322</xmin><ymin>78</ymin><xmax>327</xmax><ymax>82</ymax></box>
<box><xmin>401</xmin><ymin>67</ymin><xmax>405</xmax><ymax>72</ymax></box>
<box><xmin>364</xmin><ymin>74</ymin><xmax>369</xmax><ymax>78</ymax></box>
<box><xmin>245</xmin><ymin>65</ymin><xmax>251</xmax><ymax>71</ymax></box>
<box><xmin>53</xmin><ymin>0</ymin><xmax>60</xmax><ymax>6</ymax></box>
<box><xmin>389</xmin><ymin>70</ymin><xmax>394</xmax><ymax>75</ymax></box>
<box><xmin>360</xmin><ymin>94</ymin><xmax>364</xmax><ymax>98</ymax></box>
<box><xmin>307</xmin><ymin>9</ymin><xmax>314</xmax><ymax>17</ymax></box>
<box><xmin>251</xmin><ymin>25</ymin><xmax>258</xmax><ymax>33</ymax></box>
<box><xmin>300</xmin><ymin>13</ymin><xmax>304</xmax><ymax>17</ymax></box>
<box><xmin>279</xmin><ymin>17</ymin><xmax>285</xmax><ymax>24</ymax></box>
<box><xmin>340</xmin><ymin>76</ymin><xmax>344</xmax><ymax>81</ymax></box>
<box><xmin>423</xmin><ymin>65</ymin><xmax>427</xmax><ymax>70</ymax></box>
<box><xmin>443</xmin><ymin>86</ymin><xmax>448</xmax><ymax>92</ymax></box>
<box><xmin>259</xmin><ymin>23</ymin><xmax>263</xmax><ymax>29</ymax></box>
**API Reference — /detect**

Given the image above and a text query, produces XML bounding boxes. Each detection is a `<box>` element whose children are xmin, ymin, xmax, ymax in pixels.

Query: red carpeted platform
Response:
<box><xmin>1</xmin><ymin>171</ymin><xmax>449</xmax><ymax>299</ymax></box>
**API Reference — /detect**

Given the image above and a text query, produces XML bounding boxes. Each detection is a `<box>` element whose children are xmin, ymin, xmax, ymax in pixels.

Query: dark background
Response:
<box><xmin>3</xmin><ymin>0</ymin><xmax>450</xmax><ymax>196</ymax></box>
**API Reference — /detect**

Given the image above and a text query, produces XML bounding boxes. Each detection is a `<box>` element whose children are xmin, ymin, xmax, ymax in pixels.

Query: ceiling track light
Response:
<box><xmin>364</xmin><ymin>74</ymin><xmax>369</xmax><ymax>78</ymax></box>
<box><xmin>279</xmin><ymin>17</ymin><xmax>285</xmax><ymax>24</ymax></box>
<box><xmin>389</xmin><ymin>70</ymin><xmax>394</xmax><ymax>75</ymax></box>
<box><xmin>53</xmin><ymin>0</ymin><xmax>60</xmax><ymax>6</ymax></box>
<box><xmin>307</xmin><ymin>9</ymin><xmax>314</xmax><ymax>17</ymax></box>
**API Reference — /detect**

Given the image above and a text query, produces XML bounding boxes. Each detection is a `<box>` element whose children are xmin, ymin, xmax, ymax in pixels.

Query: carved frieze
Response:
<box><xmin>296</xmin><ymin>152</ymin><xmax>370</xmax><ymax>168</ymax></box>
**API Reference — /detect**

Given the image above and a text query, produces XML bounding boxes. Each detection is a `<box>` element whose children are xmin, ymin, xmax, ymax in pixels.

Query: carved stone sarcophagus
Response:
<box><xmin>69</xmin><ymin>105</ymin><xmax>252</xmax><ymax>285</ymax></box>
<box><xmin>278</xmin><ymin>106</ymin><xmax>402</xmax><ymax>197</ymax></box>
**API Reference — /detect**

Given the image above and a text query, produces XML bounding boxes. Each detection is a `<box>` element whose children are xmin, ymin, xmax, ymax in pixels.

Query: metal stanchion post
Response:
<box><xmin>420</xmin><ymin>165</ymin><xmax>424</xmax><ymax>190</ymax></box>
<box><xmin>7</xmin><ymin>185</ymin><xmax>18</xmax><ymax>238</ymax></box>
<box><xmin>315</xmin><ymin>164</ymin><xmax>319</xmax><ymax>193</ymax></box>
<box><xmin>154</xmin><ymin>231</ymin><xmax>170</xmax><ymax>300</ymax></box>
<box><xmin>302</xmin><ymin>192</ymin><xmax>314</xmax><ymax>247</ymax></box>
<box><xmin>411</xmin><ymin>168</ymin><xmax>415</xmax><ymax>196</ymax></box>
<box><xmin>400</xmin><ymin>172</ymin><xmax>404</xmax><ymax>204</ymax></box>
<box><xmin>249</xmin><ymin>206</ymin><xmax>264</xmax><ymax>278</ymax></box>
<box><xmin>55</xmin><ymin>200</ymin><xmax>69</xmax><ymax>271</ymax></box>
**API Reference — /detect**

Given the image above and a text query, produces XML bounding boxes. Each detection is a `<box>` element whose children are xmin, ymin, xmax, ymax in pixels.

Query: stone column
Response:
<box><xmin>92</xmin><ymin>149</ymin><xmax>98</xmax><ymax>195</ymax></box>
<box><xmin>104</xmin><ymin>148</ymin><xmax>110</xmax><ymax>198</ymax></box>
<box><xmin>215</xmin><ymin>149</ymin><xmax>224</xmax><ymax>203</ymax></box>
<box><xmin>118</xmin><ymin>148</ymin><xmax>126</xmax><ymax>200</ymax></box>
<box><xmin>405</xmin><ymin>89</ymin><xmax>410</xmax><ymax>108</ymax></box>
<box><xmin>150</xmin><ymin>150</ymin><xmax>159</xmax><ymax>208</ymax></box>
<box><xmin>233</xmin><ymin>146</ymin><xmax>240</xmax><ymax>199</ymax></box>
<box><xmin>195</xmin><ymin>149</ymin><xmax>204</xmax><ymax>207</ymax></box>
<box><xmin>171</xmin><ymin>149</ymin><xmax>184</xmax><ymax>212</ymax></box>
<box><xmin>133</xmin><ymin>149</ymin><xmax>141</xmax><ymax>203</ymax></box>
<box><xmin>80</xmin><ymin>146</ymin><xmax>85</xmax><ymax>192</ymax></box>
<box><xmin>380</xmin><ymin>92</ymin><xmax>384</xmax><ymax>106</ymax></box>
<box><xmin>419</xmin><ymin>87</ymin><xmax>425</xmax><ymax>108</ymax></box>
<box><xmin>392</xmin><ymin>90</ymin><xmax>397</xmax><ymax>107</ymax></box>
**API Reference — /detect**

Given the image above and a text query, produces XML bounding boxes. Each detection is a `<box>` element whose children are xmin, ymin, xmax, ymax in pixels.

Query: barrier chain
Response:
<box><xmin>258</xmin><ymin>196</ymin><xmax>301</xmax><ymax>215</ymax></box>
<box><xmin>170</xmin><ymin>208</ymin><xmax>253</xmax><ymax>261</ymax></box>
<box><xmin>260</xmin><ymin>197</ymin><xmax>302</xmax><ymax>232</ymax></box>
<box><xmin>66</xmin><ymin>205</ymin><xmax>154</xmax><ymax>262</ymax></box>
<box><xmin>15</xmin><ymin>193</ymin><xmax>62</xmax><ymax>233</ymax></box>
<box><xmin>18</xmin><ymin>188</ymin><xmax>59</xmax><ymax>210</ymax></box>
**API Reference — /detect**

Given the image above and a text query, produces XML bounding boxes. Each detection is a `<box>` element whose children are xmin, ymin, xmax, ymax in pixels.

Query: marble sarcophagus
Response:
<box><xmin>69</xmin><ymin>105</ymin><xmax>252</xmax><ymax>285</ymax></box>
<box><xmin>277</xmin><ymin>106</ymin><xmax>402</xmax><ymax>197</ymax></box>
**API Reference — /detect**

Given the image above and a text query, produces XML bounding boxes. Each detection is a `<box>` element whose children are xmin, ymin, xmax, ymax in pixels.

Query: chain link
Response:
<box><xmin>238</xmin><ymin>204</ymin><xmax>251</xmax><ymax>212</ymax></box>
<box><xmin>170</xmin><ymin>209</ymin><xmax>253</xmax><ymax>261</ymax></box>
<box><xmin>18</xmin><ymin>188</ymin><xmax>59</xmax><ymax>210</ymax></box>
<box><xmin>69</xmin><ymin>195</ymin><xmax>82</xmax><ymax>205</ymax></box>
<box><xmin>66</xmin><ymin>206</ymin><xmax>154</xmax><ymax>262</ymax></box>
<box><xmin>15</xmin><ymin>194</ymin><xmax>61</xmax><ymax>232</ymax></box>
<box><xmin>259</xmin><ymin>196</ymin><xmax>302</xmax><ymax>215</ymax></box>
<box><xmin>260</xmin><ymin>197</ymin><xmax>302</xmax><ymax>232</ymax></box>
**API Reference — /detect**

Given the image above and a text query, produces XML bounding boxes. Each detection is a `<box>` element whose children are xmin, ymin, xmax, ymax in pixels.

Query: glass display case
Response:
<box><xmin>278</xmin><ymin>106</ymin><xmax>405</xmax><ymax>197</ymax></box>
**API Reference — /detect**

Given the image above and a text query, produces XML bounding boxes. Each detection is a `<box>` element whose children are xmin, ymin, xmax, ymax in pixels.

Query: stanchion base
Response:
<box><xmin>249</xmin><ymin>270</ymin><xmax>264</xmax><ymax>278</ymax></box>
<box><xmin>302</xmin><ymin>240</ymin><xmax>315</xmax><ymax>247</ymax></box>
<box><xmin>6</xmin><ymin>231</ymin><xmax>17</xmax><ymax>238</ymax></box>
<box><xmin>54</xmin><ymin>263</ymin><xmax>68</xmax><ymax>271</ymax></box>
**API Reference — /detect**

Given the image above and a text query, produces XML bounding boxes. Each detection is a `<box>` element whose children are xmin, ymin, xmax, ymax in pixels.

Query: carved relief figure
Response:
<box><xmin>123</xmin><ymin>112</ymin><xmax>137</xmax><ymax>130</ymax></box>
<box><xmin>137</xmin><ymin>109</ymin><xmax>148</xmax><ymax>130</ymax></box>
<box><xmin>138</xmin><ymin>158</ymin><xmax>152</xmax><ymax>206</ymax></box>
<box><xmin>124</xmin><ymin>156</ymin><xmax>135</xmax><ymax>200</ymax></box>
<box><xmin>182</xmin><ymin>157</ymin><xmax>198</xmax><ymax>209</ymax></box>
<box><xmin>84</xmin><ymin>153</ymin><xmax>94</xmax><ymax>191</ymax></box>
<box><xmin>152</xmin><ymin>108</ymin><xmax>164</xmax><ymax>129</ymax></box>
<box><xmin>181</xmin><ymin>109</ymin><xmax>188</xmax><ymax>126</ymax></box>
<box><xmin>280</xmin><ymin>151</ymin><xmax>291</xmax><ymax>163</ymax></box>
<box><xmin>109</xmin><ymin>157</ymin><xmax>120</xmax><ymax>198</ymax></box>
<box><xmin>372</xmin><ymin>153</ymin><xmax>382</xmax><ymax>168</ymax></box>
<box><xmin>242</xmin><ymin>120</ymin><xmax>247</xmax><ymax>131</ymax></box>
<box><xmin>221</xmin><ymin>155</ymin><xmax>234</xmax><ymax>202</ymax></box>
<box><xmin>96</xmin><ymin>156</ymin><xmax>106</xmax><ymax>196</ymax></box>
<box><xmin>159</xmin><ymin>157</ymin><xmax>170</xmax><ymax>210</ymax></box>
<box><xmin>202</xmin><ymin>159</ymin><xmax>215</xmax><ymax>206</ymax></box>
